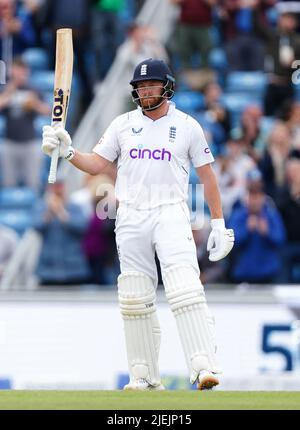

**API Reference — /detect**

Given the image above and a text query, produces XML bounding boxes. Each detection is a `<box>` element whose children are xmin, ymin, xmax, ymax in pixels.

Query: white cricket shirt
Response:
<box><xmin>93</xmin><ymin>102</ymin><xmax>214</xmax><ymax>209</ymax></box>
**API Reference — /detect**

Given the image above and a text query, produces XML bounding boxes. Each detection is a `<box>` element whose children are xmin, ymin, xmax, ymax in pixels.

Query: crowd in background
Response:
<box><xmin>1</xmin><ymin>0</ymin><xmax>300</xmax><ymax>287</ymax></box>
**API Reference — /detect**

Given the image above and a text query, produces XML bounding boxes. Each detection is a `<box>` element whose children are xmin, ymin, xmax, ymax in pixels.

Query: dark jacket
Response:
<box><xmin>32</xmin><ymin>200</ymin><xmax>91</xmax><ymax>284</ymax></box>
<box><xmin>228</xmin><ymin>199</ymin><xmax>286</xmax><ymax>282</ymax></box>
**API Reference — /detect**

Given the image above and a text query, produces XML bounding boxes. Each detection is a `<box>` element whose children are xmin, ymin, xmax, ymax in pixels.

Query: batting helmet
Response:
<box><xmin>130</xmin><ymin>58</ymin><xmax>175</xmax><ymax>111</ymax></box>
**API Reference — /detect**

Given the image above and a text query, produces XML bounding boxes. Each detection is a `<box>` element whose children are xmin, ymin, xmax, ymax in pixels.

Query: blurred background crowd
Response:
<box><xmin>1</xmin><ymin>0</ymin><xmax>300</xmax><ymax>288</ymax></box>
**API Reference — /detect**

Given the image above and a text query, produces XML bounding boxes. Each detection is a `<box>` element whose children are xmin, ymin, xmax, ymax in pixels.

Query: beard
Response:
<box><xmin>140</xmin><ymin>95</ymin><xmax>163</xmax><ymax>110</ymax></box>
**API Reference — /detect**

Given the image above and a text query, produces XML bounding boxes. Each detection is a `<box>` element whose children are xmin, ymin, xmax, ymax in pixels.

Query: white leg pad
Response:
<box><xmin>163</xmin><ymin>265</ymin><xmax>221</xmax><ymax>383</ymax></box>
<box><xmin>118</xmin><ymin>271</ymin><xmax>161</xmax><ymax>386</ymax></box>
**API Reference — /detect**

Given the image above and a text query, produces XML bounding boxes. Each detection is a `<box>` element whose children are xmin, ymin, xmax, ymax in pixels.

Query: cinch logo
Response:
<box><xmin>204</xmin><ymin>147</ymin><xmax>210</xmax><ymax>154</ymax></box>
<box><xmin>140</xmin><ymin>64</ymin><xmax>147</xmax><ymax>76</ymax></box>
<box><xmin>129</xmin><ymin>147</ymin><xmax>172</xmax><ymax>161</ymax></box>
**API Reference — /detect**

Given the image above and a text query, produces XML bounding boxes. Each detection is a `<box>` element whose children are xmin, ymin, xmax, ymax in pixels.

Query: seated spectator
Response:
<box><xmin>220</xmin><ymin>0</ymin><xmax>267</xmax><ymax>71</ymax></box>
<box><xmin>259</xmin><ymin>121</ymin><xmax>292</xmax><ymax>201</ymax></box>
<box><xmin>239</xmin><ymin>105</ymin><xmax>267</xmax><ymax>162</ymax></box>
<box><xmin>32</xmin><ymin>180</ymin><xmax>91</xmax><ymax>285</ymax></box>
<box><xmin>0</xmin><ymin>57</ymin><xmax>50</xmax><ymax>190</ymax></box>
<box><xmin>277</xmin><ymin>158</ymin><xmax>300</xmax><ymax>283</ymax></box>
<box><xmin>253</xmin><ymin>7</ymin><xmax>300</xmax><ymax>116</ymax></box>
<box><xmin>213</xmin><ymin>136</ymin><xmax>256</xmax><ymax>217</ymax></box>
<box><xmin>0</xmin><ymin>0</ymin><xmax>36</xmax><ymax>66</ymax></box>
<box><xmin>228</xmin><ymin>169</ymin><xmax>286</xmax><ymax>284</ymax></box>
<box><xmin>169</xmin><ymin>0</ymin><xmax>216</xmax><ymax>70</ymax></box>
<box><xmin>280</xmin><ymin>101</ymin><xmax>300</xmax><ymax>151</ymax></box>
<box><xmin>91</xmin><ymin>0</ymin><xmax>126</xmax><ymax>82</ymax></box>
<box><xmin>0</xmin><ymin>222</ymin><xmax>18</xmax><ymax>281</ymax></box>
<box><xmin>82</xmin><ymin>175</ymin><xmax>119</xmax><ymax>286</ymax></box>
<box><xmin>197</xmin><ymin>82</ymin><xmax>231</xmax><ymax>151</ymax></box>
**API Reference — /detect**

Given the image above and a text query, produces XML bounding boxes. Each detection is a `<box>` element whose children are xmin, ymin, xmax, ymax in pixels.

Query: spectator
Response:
<box><xmin>169</xmin><ymin>0</ymin><xmax>216</xmax><ymax>70</ymax></box>
<box><xmin>259</xmin><ymin>121</ymin><xmax>291</xmax><ymax>201</ymax></box>
<box><xmin>277</xmin><ymin>158</ymin><xmax>300</xmax><ymax>282</ymax></box>
<box><xmin>253</xmin><ymin>7</ymin><xmax>300</xmax><ymax>116</ymax></box>
<box><xmin>0</xmin><ymin>57</ymin><xmax>50</xmax><ymax>190</ymax></box>
<box><xmin>91</xmin><ymin>0</ymin><xmax>125</xmax><ymax>82</ymax></box>
<box><xmin>0</xmin><ymin>0</ymin><xmax>36</xmax><ymax>69</ymax></box>
<box><xmin>213</xmin><ymin>136</ymin><xmax>256</xmax><ymax>217</ymax></box>
<box><xmin>40</xmin><ymin>0</ymin><xmax>93</xmax><ymax>110</ymax></box>
<box><xmin>82</xmin><ymin>174</ymin><xmax>119</xmax><ymax>285</ymax></box>
<box><xmin>280</xmin><ymin>101</ymin><xmax>300</xmax><ymax>152</ymax></box>
<box><xmin>228</xmin><ymin>169</ymin><xmax>286</xmax><ymax>284</ymax></box>
<box><xmin>118</xmin><ymin>23</ymin><xmax>169</xmax><ymax>67</ymax></box>
<box><xmin>219</xmin><ymin>0</ymin><xmax>267</xmax><ymax>71</ymax></box>
<box><xmin>237</xmin><ymin>105</ymin><xmax>267</xmax><ymax>161</ymax></box>
<box><xmin>0</xmin><ymin>222</ymin><xmax>18</xmax><ymax>281</ymax></box>
<box><xmin>32</xmin><ymin>180</ymin><xmax>91</xmax><ymax>285</ymax></box>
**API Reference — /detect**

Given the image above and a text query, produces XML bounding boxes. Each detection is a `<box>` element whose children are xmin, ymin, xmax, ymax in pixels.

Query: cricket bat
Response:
<box><xmin>48</xmin><ymin>28</ymin><xmax>73</xmax><ymax>184</ymax></box>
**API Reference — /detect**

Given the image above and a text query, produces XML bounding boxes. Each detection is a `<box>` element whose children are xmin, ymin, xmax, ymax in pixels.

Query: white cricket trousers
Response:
<box><xmin>115</xmin><ymin>201</ymin><xmax>200</xmax><ymax>284</ymax></box>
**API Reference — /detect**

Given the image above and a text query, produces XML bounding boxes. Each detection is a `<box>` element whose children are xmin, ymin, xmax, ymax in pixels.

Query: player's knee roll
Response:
<box><xmin>162</xmin><ymin>265</ymin><xmax>206</xmax><ymax>313</ymax></box>
<box><xmin>118</xmin><ymin>271</ymin><xmax>156</xmax><ymax>317</ymax></box>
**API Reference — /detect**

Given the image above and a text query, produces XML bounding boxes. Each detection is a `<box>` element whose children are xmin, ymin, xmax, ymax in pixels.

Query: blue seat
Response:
<box><xmin>22</xmin><ymin>48</ymin><xmax>49</xmax><ymax>71</ymax></box>
<box><xmin>0</xmin><ymin>115</ymin><xmax>6</xmax><ymax>138</ymax></box>
<box><xmin>34</xmin><ymin>115</ymin><xmax>50</xmax><ymax>136</ymax></box>
<box><xmin>221</xmin><ymin>93</ymin><xmax>263</xmax><ymax>128</ymax></box>
<box><xmin>209</xmin><ymin>48</ymin><xmax>228</xmax><ymax>71</ymax></box>
<box><xmin>30</xmin><ymin>71</ymin><xmax>55</xmax><ymax>92</ymax></box>
<box><xmin>226</xmin><ymin>72</ymin><xmax>267</xmax><ymax>94</ymax></box>
<box><xmin>0</xmin><ymin>187</ymin><xmax>38</xmax><ymax>210</ymax></box>
<box><xmin>0</xmin><ymin>209</ymin><xmax>32</xmax><ymax>235</ymax></box>
<box><xmin>172</xmin><ymin>91</ymin><xmax>204</xmax><ymax>113</ymax></box>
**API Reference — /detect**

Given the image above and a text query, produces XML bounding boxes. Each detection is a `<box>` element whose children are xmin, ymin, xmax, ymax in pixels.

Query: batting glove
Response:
<box><xmin>207</xmin><ymin>219</ymin><xmax>235</xmax><ymax>262</ymax></box>
<box><xmin>42</xmin><ymin>125</ymin><xmax>75</xmax><ymax>160</ymax></box>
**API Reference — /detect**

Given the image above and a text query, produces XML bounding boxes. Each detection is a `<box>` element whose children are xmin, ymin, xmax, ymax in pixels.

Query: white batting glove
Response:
<box><xmin>42</xmin><ymin>125</ymin><xmax>75</xmax><ymax>160</ymax></box>
<box><xmin>207</xmin><ymin>219</ymin><xmax>235</xmax><ymax>262</ymax></box>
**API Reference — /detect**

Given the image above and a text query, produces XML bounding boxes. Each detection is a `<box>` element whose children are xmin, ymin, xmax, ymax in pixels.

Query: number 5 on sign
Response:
<box><xmin>48</xmin><ymin>28</ymin><xmax>73</xmax><ymax>184</ymax></box>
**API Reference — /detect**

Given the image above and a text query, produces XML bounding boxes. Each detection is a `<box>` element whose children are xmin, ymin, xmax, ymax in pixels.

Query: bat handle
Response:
<box><xmin>48</xmin><ymin>145</ymin><xmax>60</xmax><ymax>184</ymax></box>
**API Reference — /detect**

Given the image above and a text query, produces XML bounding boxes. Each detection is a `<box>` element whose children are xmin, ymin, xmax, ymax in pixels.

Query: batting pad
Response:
<box><xmin>118</xmin><ymin>271</ymin><xmax>161</xmax><ymax>386</ymax></box>
<box><xmin>163</xmin><ymin>265</ymin><xmax>221</xmax><ymax>383</ymax></box>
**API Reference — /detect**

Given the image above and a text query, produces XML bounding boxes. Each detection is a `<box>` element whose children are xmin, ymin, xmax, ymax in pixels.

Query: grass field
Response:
<box><xmin>0</xmin><ymin>391</ymin><xmax>299</xmax><ymax>410</ymax></box>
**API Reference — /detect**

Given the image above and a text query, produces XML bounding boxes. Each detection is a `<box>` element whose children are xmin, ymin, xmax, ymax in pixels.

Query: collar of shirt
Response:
<box><xmin>137</xmin><ymin>101</ymin><xmax>176</xmax><ymax>121</ymax></box>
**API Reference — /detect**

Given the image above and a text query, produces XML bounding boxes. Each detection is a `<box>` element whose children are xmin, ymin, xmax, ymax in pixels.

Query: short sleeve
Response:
<box><xmin>188</xmin><ymin>117</ymin><xmax>214</xmax><ymax>167</ymax></box>
<box><xmin>93</xmin><ymin>117</ymin><xmax>120</xmax><ymax>162</ymax></box>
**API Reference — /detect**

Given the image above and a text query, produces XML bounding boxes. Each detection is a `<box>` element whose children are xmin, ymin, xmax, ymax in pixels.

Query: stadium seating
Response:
<box><xmin>226</xmin><ymin>71</ymin><xmax>267</xmax><ymax>95</ymax></box>
<box><xmin>22</xmin><ymin>48</ymin><xmax>49</xmax><ymax>71</ymax></box>
<box><xmin>221</xmin><ymin>93</ymin><xmax>263</xmax><ymax>128</ymax></box>
<box><xmin>209</xmin><ymin>48</ymin><xmax>228</xmax><ymax>72</ymax></box>
<box><xmin>172</xmin><ymin>91</ymin><xmax>204</xmax><ymax>113</ymax></box>
<box><xmin>30</xmin><ymin>70</ymin><xmax>56</xmax><ymax>92</ymax></box>
<box><xmin>0</xmin><ymin>187</ymin><xmax>38</xmax><ymax>210</ymax></box>
<box><xmin>0</xmin><ymin>115</ymin><xmax>5</xmax><ymax>138</ymax></box>
<box><xmin>0</xmin><ymin>209</ymin><xmax>32</xmax><ymax>235</ymax></box>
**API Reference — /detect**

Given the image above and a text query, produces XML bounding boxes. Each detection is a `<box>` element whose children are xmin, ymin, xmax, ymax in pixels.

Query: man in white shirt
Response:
<box><xmin>42</xmin><ymin>58</ymin><xmax>234</xmax><ymax>391</ymax></box>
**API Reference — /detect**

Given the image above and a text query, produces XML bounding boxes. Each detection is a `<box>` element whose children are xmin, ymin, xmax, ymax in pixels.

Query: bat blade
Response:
<box><xmin>48</xmin><ymin>28</ymin><xmax>73</xmax><ymax>184</ymax></box>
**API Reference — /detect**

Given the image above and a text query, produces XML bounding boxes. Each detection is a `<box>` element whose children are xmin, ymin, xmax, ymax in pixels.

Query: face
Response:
<box><xmin>247</xmin><ymin>188</ymin><xmax>265</xmax><ymax>213</ymax></box>
<box><xmin>279</xmin><ymin>14</ymin><xmax>297</xmax><ymax>32</ymax></box>
<box><xmin>0</xmin><ymin>0</ymin><xmax>14</xmax><ymax>18</ymax></box>
<box><xmin>136</xmin><ymin>80</ymin><xmax>165</xmax><ymax>110</ymax></box>
<box><xmin>11</xmin><ymin>64</ymin><xmax>29</xmax><ymax>87</ymax></box>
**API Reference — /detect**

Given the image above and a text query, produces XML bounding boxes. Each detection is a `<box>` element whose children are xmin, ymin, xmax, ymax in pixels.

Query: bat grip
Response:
<box><xmin>48</xmin><ymin>145</ymin><xmax>60</xmax><ymax>184</ymax></box>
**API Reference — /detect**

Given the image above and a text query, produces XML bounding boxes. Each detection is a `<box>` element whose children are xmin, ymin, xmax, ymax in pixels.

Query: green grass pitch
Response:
<box><xmin>0</xmin><ymin>391</ymin><xmax>299</xmax><ymax>410</ymax></box>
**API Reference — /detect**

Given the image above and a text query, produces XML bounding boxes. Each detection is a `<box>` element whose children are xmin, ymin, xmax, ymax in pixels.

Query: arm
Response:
<box><xmin>70</xmin><ymin>150</ymin><xmax>110</xmax><ymax>176</ymax></box>
<box><xmin>196</xmin><ymin>163</ymin><xmax>223</xmax><ymax>219</ymax></box>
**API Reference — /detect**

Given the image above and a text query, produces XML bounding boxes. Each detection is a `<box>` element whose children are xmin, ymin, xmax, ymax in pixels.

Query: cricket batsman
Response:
<box><xmin>42</xmin><ymin>59</ymin><xmax>235</xmax><ymax>390</ymax></box>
